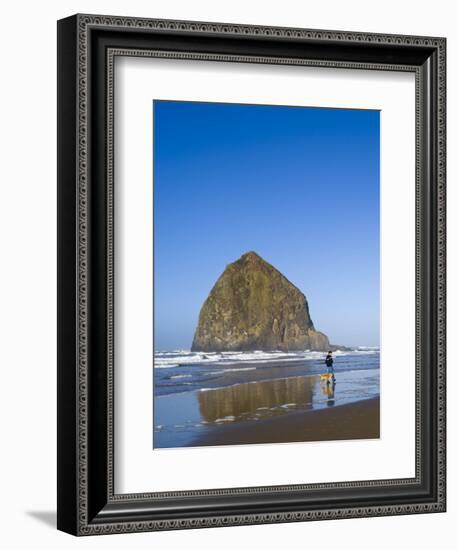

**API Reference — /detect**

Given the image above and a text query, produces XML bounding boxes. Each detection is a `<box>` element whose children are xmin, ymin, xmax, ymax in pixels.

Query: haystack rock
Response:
<box><xmin>191</xmin><ymin>251</ymin><xmax>330</xmax><ymax>352</ymax></box>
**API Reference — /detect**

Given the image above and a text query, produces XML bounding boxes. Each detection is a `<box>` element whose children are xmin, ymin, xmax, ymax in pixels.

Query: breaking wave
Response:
<box><xmin>154</xmin><ymin>347</ymin><xmax>378</xmax><ymax>369</ymax></box>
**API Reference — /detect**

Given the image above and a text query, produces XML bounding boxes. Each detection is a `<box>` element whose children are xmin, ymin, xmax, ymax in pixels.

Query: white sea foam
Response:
<box><xmin>215</xmin><ymin>416</ymin><xmax>235</xmax><ymax>422</ymax></box>
<box><xmin>154</xmin><ymin>348</ymin><xmax>378</xmax><ymax>368</ymax></box>
<box><xmin>220</xmin><ymin>367</ymin><xmax>257</xmax><ymax>372</ymax></box>
<box><xmin>154</xmin><ymin>354</ymin><xmax>215</xmax><ymax>368</ymax></box>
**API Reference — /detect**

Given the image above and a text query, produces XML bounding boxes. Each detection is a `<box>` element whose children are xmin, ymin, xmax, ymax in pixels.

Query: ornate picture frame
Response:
<box><xmin>57</xmin><ymin>14</ymin><xmax>446</xmax><ymax>535</ymax></box>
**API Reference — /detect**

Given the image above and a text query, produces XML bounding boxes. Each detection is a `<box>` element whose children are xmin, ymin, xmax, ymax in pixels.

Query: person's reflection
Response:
<box><xmin>320</xmin><ymin>380</ymin><xmax>335</xmax><ymax>407</ymax></box>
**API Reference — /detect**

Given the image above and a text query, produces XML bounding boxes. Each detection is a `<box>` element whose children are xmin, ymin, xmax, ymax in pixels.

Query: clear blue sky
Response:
<box><xmin>153</xmin><ymin>101</ymin><xmax>380</xmax><ymax>350</ymax></box>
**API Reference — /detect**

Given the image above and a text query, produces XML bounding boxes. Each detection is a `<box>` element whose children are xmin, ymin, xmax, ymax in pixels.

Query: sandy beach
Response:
<box><xmin>190</xmin><ymin>396</ymin><xmax>380</xmax><ymax>447</ymax></box>
<box><xmin>154</xmin><ymin>349</ymin><xmax>380</xmax><ymax>448</ymax></box>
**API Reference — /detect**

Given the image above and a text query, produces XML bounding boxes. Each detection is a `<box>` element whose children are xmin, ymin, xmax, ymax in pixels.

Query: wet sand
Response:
<box><xmin>190</xmin><ymin>396</ymin><xmax>380</xmax><ymax>447</ymax></box>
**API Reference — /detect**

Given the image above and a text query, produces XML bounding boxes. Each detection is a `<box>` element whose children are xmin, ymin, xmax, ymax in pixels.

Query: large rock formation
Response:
<box><xmin>191</xmin><ymin>251</ymin><xmax>330</xmax><ymax>352</ymax></box>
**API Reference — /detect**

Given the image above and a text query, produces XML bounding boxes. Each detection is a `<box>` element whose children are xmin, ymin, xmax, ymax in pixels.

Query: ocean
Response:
<box><xmin>153</xmin><ymin>348</ymin><xmax>380</xmax><ymax>449</ymax></box>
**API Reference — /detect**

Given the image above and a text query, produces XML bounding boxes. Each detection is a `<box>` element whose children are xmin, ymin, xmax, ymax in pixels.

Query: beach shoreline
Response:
<box><xmin>188</xmin><ymin>396</ymin><xmax>380</xmax><ymax>448</ymax></box>
<box><xmin>153</xmin><ymin>350</ymin><xmax>380</xmax><ymax>449</ymax></box>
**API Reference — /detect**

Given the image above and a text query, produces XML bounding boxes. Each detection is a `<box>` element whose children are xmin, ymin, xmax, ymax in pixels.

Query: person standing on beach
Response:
<box><xmin>325</xmin><ymin>351</ymin><xmax>335</xmax><ymax>383</ymax></box>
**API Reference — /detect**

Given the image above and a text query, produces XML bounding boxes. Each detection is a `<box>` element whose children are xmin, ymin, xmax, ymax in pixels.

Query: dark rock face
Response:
<box><xmin>191</xmin><ymin>251</ymin><xmax>330</xmax><ymax>352</ymax></box>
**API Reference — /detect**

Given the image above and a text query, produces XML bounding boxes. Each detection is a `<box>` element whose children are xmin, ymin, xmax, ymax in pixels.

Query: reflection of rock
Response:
<box><xmin>198</xmin><ymin>375</ymin><xmax>317</xmax><ymax>422</ymax></box>
<box><xmin>192</xmin><ymin>251</ymin><xmax>330</xmax><ymax>352</ymax></box>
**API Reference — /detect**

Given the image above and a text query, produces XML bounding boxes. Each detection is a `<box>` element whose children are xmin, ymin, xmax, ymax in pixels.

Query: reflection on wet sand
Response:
<box><xmin>198</xmin><ymin>375</ymin><xmax>318</xmax><ymax>422</ymax></box>
<box><xmin>320</xmin><ymin>382</ymin><xmax>335</xmax><ymax>407</ymax></box>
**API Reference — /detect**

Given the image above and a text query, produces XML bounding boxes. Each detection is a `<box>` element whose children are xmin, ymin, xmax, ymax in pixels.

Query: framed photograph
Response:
<box><xmin>57</xmin><ymin>14</ymin><xmax>446</xmax><ymax>535</ymax></box>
